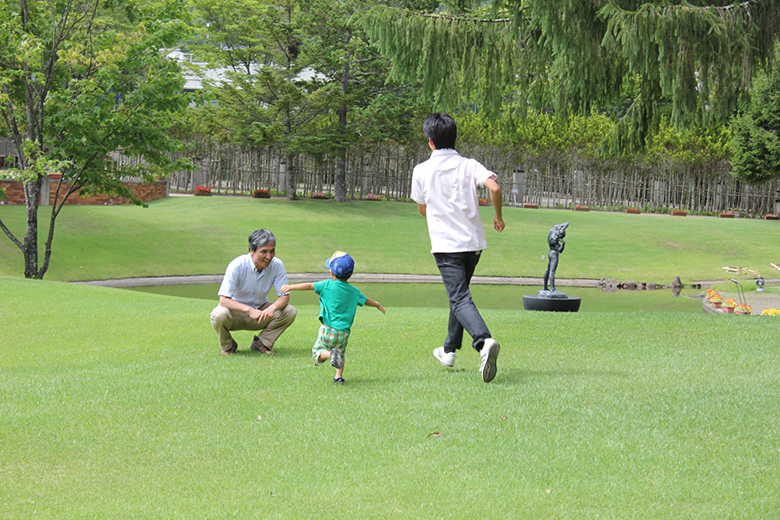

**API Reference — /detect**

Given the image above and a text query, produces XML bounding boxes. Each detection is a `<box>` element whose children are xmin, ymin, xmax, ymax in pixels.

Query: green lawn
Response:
<box><xmin>0</xmin><ymin>196</ymin><xmax>777</xmax><ymax>282</ymax></box>
<box><xmin>1</xmin><ymin>197</ymin><xmax>779</xmax><ymax>518</ymax></box>
<box><xmin>2</xmin><ymin>278</ymin><xmax>779</xmax><ymax>519</ymax></box>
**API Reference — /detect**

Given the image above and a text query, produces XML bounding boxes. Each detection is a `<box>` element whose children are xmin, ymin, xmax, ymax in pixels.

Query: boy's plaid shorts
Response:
<box><xmin>312</xmin><ymin>324</ymin><xmax>350</xmax><ymax>359</ymax></box>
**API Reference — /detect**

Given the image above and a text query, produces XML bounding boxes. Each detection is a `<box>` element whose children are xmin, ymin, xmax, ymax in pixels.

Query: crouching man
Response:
<box><xmin>210</xmin><ymin>229</ymin><xmax>297</xmax><ymax>355</ymax></box>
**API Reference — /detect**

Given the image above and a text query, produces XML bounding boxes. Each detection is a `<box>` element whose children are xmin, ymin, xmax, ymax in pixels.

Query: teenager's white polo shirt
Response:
<box><xmin>411</xmin><ymin>149</ymin><xmax>496</xmax><ymax>253</ymax></box>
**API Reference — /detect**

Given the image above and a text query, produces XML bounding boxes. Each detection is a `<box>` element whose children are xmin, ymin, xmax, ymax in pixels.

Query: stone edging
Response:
<box><xmin>74</xmin><ymin>273</ymin><xmax>743</xmax><ymax>289</ymax></box>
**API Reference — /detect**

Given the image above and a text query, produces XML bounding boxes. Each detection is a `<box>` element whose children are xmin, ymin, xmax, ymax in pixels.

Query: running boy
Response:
<box><xmin>281</xmin><ymin>251</ymin><xmax>385</xmax><ymax>383</ymax></box>
<box><xmin>411</xmin><ymin>112</ymin><xmax>505</xmax><ymax>382</ymax></box>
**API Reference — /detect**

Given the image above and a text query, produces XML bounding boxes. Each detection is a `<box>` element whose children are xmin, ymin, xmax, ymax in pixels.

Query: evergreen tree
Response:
<box><xmin>730</xmin><ymin>41</ymin><xmax>780</xmax><ymax>184</ymax></box>
<box><xmin>359</xmin><ymin>0</ymin><xmax>779</xmax><ymax>154</ymax></box>
<box><xmin>187</xmin><ymin>0</ymin><xmax>428</xmax><ymax>201</ymax></box>
<box><xmin>187</xmin><ymin>0</ymin><xmax>329</xmax><ymax>199</ymax></box>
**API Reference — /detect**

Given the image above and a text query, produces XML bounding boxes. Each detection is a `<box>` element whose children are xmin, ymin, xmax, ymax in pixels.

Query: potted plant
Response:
<box><xmin>718</xmin><ymin>211</ymin><xmax>734</xmax><ymax>218</ymax></box>
<box><xmin>312</xmin><ymin>192</ymin><xmax>329</xmax><ymax>199</ymax></box>
<box><xmin>574</xmin><ymin>205</ymin><xmax>590</xmax><ymax>212</ymax></box>
<box><xmin>252</xmin><ymin>188</ymin><xmax>270</xmax><ymax>198</ymax></box>
<box><xmin>761</xmin><ymin>308</ymin><xmax>780</xmax><ymax>316</ymax></box>
<box><xmin>624</xmin><ymin>207</ymin><xmax>641</xmax><ymax>214</ymax></box>
<box><xmin>671</xmin><ymin>209</ymin><xmax>687</xmax><ymax>216</ymax></box>
<box><xmin>194</xmin><ymin>185</ymin><xmax>212</xmax><ymax>196</ymax></box>
<box><xmin>522</xmin><ymin>202</ymin><xmax>539</xmax><ymax>209</ymax></box>
<box><xmin>736</xmin><ymin>304</ymin><xmax>753</xmax><ymax>315</ymax></box>
<box><xmin>765</xmin><ymin>214</ymin><xmax>779</xmax><ymax>220</ymax></box>
<box><xmin>365</xmin><ymin>193</ymin><xmax>382</xmax><ymax>201</ymax></box>
<box><xmin>706</xmin><ymin>290</ymin><xmax>723</xmax><ymax>308</ymax></box>
<box><xmin>722</xmin><ymin>298</ymin><xmax>738</xmax><ymax>313</ymax></box>
<box><xmin>478</xmin><ymin>197</ymin><xmax>489</xmax><ymax>206</ymax></box>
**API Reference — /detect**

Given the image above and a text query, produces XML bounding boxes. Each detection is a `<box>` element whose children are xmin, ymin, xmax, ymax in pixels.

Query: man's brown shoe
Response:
<box><xmin>250</xmin><ymin>336</ymin><xmax>276</xmax><ymax>355</ymax></box>
<box><xmin>221</xmin><ymin>338</ymin><xmax>238</xmax><ymax>356</ymax></box>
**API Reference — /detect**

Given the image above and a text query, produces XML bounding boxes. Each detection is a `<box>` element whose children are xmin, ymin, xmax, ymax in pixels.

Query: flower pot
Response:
<box><xmin>724</xmin><ymin>306</ymin><xmax>735</xmax><ymax>313</ymax></box>
<box><xmin>624</xmin><ymin>208</ymin><xmax>641</xmax><ymax>214</ymax></box>
<box><xmin>718</xmin><ymin>213</ymin><xmax>734</xmax><ymax>218</ymax></box>
<box><xmin>671</xmin><ymin>210</ymin><xmax>687</xmax><ymax>217</ymax></box>
<box><xmin>194</xmin><ymin>192</ymin><xmax>212</xmax><ymax>196</ymax></box>
<box><xmin>710</xmin><ymin>301</ymin><xmax>722</xmax><ymax>309</ymax></box>
<box><xmin>522</xmin><ymin>203</ymin><xmax>539</xmax><ymax>209</ymax></box>
<box><xmin>253</xmin><ymin>193</ymin><xmax>270</xmax><ymax>198</ymax></box>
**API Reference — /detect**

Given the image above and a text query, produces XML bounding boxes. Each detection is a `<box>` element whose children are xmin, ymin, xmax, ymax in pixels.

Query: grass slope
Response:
<box><xmin>0</xmin><ymin>196</ymin><xmax>777</xmax><ymax>282</ymax></box>
<box><xmin>2</xmin><ymin>278</ymin><xmax>780</xmax><ymax>519</ymax></box>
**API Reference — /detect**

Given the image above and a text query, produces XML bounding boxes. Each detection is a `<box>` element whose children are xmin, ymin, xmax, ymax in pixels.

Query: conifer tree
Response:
<box><xmin>187</xmin><ymin>0</ymin><xmax>429</xmax><ymax>201</ymax></box>
<box><xmin>359</xmin><ymin>0</ymin><xmax>779</xmax><ymax>154</ymax></box>
<box><xmin>186</xmin><ymin>0</ymin><xmax>320</xmax><ymax>199</ymax></box>
<box><xmin>730</xmin><ymin>41</ymin><xmax>780</xmax><ymax>184</ymax></box>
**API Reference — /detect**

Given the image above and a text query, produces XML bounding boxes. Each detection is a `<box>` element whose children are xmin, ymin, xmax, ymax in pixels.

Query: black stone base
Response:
<box><xmin>523</xmin><ymin>295</ymin><xmax>581</xmax><ymax>312</ymax></box>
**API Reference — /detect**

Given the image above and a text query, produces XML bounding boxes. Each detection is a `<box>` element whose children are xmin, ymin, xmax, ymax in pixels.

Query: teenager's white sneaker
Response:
<box><xmin>480</xmin><ymin>339</ymin><xmax>500</xmax><ymax>383</ymax></box>
<box><xmin>433</xmin><ymin>346</ymin><xmax>455</xmax><ymax>367</ymax></box>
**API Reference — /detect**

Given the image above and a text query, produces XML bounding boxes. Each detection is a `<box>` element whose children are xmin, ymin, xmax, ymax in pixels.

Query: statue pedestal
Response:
<box><xmin>523</xmin><ymin>295</ymin><xmax>581</xmax><ymax>312</ymax></box>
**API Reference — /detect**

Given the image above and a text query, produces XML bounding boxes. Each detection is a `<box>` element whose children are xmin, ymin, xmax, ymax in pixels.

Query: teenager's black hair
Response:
<box><xmin>423</xmin><ymin>112</ymin><xmax>457</xmax><ymax>149</ymax></box>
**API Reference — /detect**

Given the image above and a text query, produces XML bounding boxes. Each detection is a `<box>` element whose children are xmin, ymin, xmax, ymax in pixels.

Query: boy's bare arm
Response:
<box><xmin>365</xmin><ymin>297</ymin><xmax>386</xmax><ymax>314</ymax></box>
<box><xmin>280</xmin><ymin>282</ymin><xmax>314</xmax><ymax>293</ymax></box>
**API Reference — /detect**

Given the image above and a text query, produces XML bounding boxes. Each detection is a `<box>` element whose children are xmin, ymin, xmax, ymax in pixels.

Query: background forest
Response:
<box><xmin>174</xmin><ymin>0</ymin><xmax>779</xmax><ymax>203</ymax></box>
<box><xmin>1</xmin><ymin>0</ymin><xmax>779</xmax><ymax>279</ymax></box>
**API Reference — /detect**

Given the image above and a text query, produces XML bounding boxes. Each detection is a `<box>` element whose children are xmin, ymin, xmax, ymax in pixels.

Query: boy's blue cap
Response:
<box><xmin>325</xmin><ymin>251</ymin><xmax>354</xmax><ymax>277</ymax></box>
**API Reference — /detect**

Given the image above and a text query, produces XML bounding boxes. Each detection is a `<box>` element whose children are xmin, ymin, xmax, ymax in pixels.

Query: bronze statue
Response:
<box><xmin>541</xmin><ymin>222</ymin><xmax>568</xmax><ymax>297</ymax></box>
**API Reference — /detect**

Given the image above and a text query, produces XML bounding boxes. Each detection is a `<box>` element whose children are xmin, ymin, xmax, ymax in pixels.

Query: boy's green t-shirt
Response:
<box><xmin>313</xmin><ymin>279</ymin><xmax>367</xmax><ymax>333</ymax></box>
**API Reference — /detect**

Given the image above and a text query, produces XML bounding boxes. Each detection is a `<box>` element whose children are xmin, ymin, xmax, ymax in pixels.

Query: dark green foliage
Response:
<box><xmin>359</xmin><ymin>0</ymin><xmax>779</xmax><ymax>155</ymax></box>
<box><xmin>730</xmin><ymin>42</ymin><xmax>780</xmax><ymax>184</ymax></box>
<box><xmin>185</xmin><ymin>0</ymin><xmax>433</xmax><ymax>200</ymax></box>
<box><xmin>358</xmin><ymin>6</ymin><xmax>520</xmax><ymax>116</ymax></box>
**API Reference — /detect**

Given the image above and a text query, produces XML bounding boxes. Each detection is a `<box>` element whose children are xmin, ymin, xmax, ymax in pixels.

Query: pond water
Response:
<box><xmin>126</xmin><ymin>283</ymin><xmax>706</xmax><ymax>313</ymax></box>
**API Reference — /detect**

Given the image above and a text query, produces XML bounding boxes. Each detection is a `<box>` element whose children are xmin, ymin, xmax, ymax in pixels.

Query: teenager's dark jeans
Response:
<box><xmin>434</xmin><ymin>251</ymin><xmax>491</xmax><ymax>353</ymax></box>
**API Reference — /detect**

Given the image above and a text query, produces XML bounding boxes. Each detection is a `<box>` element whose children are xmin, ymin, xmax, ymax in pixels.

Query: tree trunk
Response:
<box><xmin>284</xmin><ymin>107</ymin><xmax>297</xmax><ymax>200</ymax></box>
<box><xmin>335</xmin><ymin>55</ymin><xmax>351</xmax><ymax>203</ymax></box>
<box><xmin>335</xmin><ymin>105</ymin><xmax>348</xmax><ymax>202</ymax></box>
<box><xmin>23</xmin><ymin>176</ymin><xmax>43</xmax><ymax>279</ymax></box>
<box><xmin>286</xmin><ymin>152</ymin><xmax>296</xmax><ymax>200</ymax></box>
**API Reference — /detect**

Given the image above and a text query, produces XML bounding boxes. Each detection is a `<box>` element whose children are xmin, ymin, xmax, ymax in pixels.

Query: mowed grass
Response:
<box><xmin>0</xmin><ymin>196</ymin><xmax>778</xmax><ymax>282</ymax></box>
<box><xmin>2</xmin><ymin>197</ymin><xmax>780</xmax><ymax>518</ymax></box>
<box><xmin>2</xmin><ymin>278</ymin><xmax>780</xmax><ymax>519</ymax></box>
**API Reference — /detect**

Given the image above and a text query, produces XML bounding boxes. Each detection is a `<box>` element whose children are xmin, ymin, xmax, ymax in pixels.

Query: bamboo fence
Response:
<box><xmin>114</xmin><ymin>142</ymin><xmax>780</xmax><ymax>216</ymax></box>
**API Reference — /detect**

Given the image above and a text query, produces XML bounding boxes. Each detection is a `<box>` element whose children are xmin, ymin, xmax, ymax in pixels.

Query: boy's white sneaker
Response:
<box><xmin>480</xmin><ymin>339</ymin><xmax>500</xmax><ymax>383</ymax></box>
<box><xmin>433</xmin><ymin>346</ymin><xmax>455</xmax><ymax>367</ymax></box>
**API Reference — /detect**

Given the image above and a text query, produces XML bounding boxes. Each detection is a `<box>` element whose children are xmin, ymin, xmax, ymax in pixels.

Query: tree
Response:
<box><xmin>187</xmin><ymin>0</ymin><xmax>428</xmax><ymax>201</ymax></box>
<box><xmin>359</xmin><ymin>0</ymin><xmax>780</xmax><ymax>155</ymax></box>
<box><xmin>301</xmin><ymin>0</ymin><xmax>434</xmax><ymax>201</ymax></box>
<box><xmin>0</xmin><ymin>0</ymin><xmax>191</xmax><ymax>279</ymax></box>
<box><xmin>187</xmin><ymin>0</ymin><xmax>339</xmax><ymax>200</ymax></box>
<box><xmin>730</xmin><ymin>41</ymin><xmax>780</xmax><ymax>184</ymax></box>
